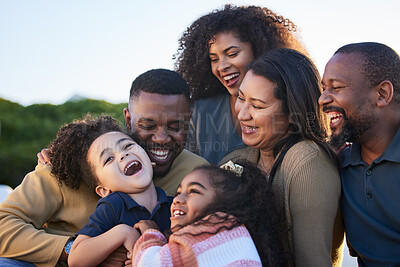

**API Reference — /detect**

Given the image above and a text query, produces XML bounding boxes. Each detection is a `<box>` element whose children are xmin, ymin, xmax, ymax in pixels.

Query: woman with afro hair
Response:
<box><xmin>175</xmin><ymin>4</ymin><xmax>308</xmax><ymax>164</ymax></box>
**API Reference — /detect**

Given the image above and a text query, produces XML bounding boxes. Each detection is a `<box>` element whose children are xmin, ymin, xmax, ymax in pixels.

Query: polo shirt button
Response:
<box><xmin>366</xmin><ymin>170</ymin><xmax>372</xmax><ymax>175</ymax></box>
<box><xmin>366</xmin><ymin>192</ymin><xmax>372</xmax><ymax>198</ymax></box>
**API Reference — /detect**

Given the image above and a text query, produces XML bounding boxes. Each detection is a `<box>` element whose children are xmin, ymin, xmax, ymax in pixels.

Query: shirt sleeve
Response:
<box><xmin>0</xmin><ymin>165</ymin><xmax>70</xmax><ymax>266</ymax></box>
<box><xmin>76</xmin><ymin>199</ymin><xmax>118</xmax><ymax>237</ymax></box>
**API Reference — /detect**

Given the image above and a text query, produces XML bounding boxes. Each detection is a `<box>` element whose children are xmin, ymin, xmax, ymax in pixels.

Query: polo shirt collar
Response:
<box><xmin>155</xmin><ymin>187</ymin><xmax>170</xmax><ymax>205</ymax></box>
<box><xmin>376</xmin><ymin>125</ymin><xmax>400</xmax><ymax>163</ymax></box>
<box><xmin>342</xmin><ymin>125</ymin><xmax>400</xmax><ymax>167</ymax></box>
<box><xmin>117</xmin><ymin>187</ymin><xmax>170</xmax><ymax>209</ymax></box>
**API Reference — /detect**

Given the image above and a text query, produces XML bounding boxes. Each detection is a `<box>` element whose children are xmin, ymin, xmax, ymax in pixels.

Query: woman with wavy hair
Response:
<box><xmin>175</xmin><ymin>4</ymin><xmax>307</xmax><ymax>164</ymax></box>
<box><xmin>221</xmin><ymin>48</ymin><xmax>344</xmax><ymax>266</ymax></box>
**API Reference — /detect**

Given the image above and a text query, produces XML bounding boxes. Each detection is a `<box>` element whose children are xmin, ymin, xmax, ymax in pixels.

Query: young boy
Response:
<box><xmin>48</xmin><ymin>115</ymin><xmax>172</xmax><ymax>266</ymax></box>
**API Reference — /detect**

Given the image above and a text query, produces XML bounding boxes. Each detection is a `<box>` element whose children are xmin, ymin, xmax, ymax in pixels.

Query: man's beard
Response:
<box><xmin>328</xmin><ymin>113</ymin><xmax>376</xmax><ymax>149</ymax></box>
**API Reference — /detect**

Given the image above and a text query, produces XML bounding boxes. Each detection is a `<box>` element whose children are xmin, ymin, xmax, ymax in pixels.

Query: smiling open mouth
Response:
<box><xmin>149</xmin><ymin>149</ymin><xmax>170</xmax><ymax>161</ymax></box>
<box><xmin>172</xmin><ymin>209</ymin><xmax>186</xmax><ymax>217</ymax></box>
<box><xmin>241</xmin><ymin>124</ymin><xmax>258</xmax><ymax>135</ymax></box>
<box><xmin>223</xmin><ymin>73</ymin><xmax>239</xmax><ymax>87</ymax></box>
<box><xmin>327</xmin><ymin>112</ymin><xmax>343</xmax><ymax>127</ymax></box>
<box><xmin>124</xmin><ymin>161</ymin><xmax>142</xmax><ymax>176</ymax></box>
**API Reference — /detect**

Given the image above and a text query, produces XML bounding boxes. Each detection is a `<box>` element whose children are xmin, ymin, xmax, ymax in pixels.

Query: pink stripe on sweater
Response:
<box><xmin>159</xmin><ymin>245</ymin><xmax>174</xmax><ymax>266</ymax></box>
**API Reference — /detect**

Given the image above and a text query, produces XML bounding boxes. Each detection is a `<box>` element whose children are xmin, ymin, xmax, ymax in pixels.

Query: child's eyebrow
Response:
<box><xmin>99</xmin><ymin>137</ymin><xmax>134</xmax><ymax>159</ymax></box>
<box><xmin>116</xmin><ymin>137</ymin><xmax>133</xmax><ymax>146</ymax></box>
<box><xmin>188</xmin><ymin>182</ymin><xmax>206</xmax><ymax>189</ymax></box>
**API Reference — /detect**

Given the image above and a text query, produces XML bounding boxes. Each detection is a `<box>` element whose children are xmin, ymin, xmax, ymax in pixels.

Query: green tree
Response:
<box><xmin>0</xmin><ymin>98</ymin><xmax>127</xmax><ymax>188</ymax></box>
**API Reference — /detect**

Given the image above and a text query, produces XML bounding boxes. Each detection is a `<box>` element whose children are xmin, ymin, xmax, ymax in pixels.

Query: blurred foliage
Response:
<box><xmin>0</xmin><ymin>97</ymin><xmax>127</xmax><ymax>188</ymax></box>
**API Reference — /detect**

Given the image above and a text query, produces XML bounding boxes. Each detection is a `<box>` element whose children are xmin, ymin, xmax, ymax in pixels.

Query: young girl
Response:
<box><xmin>47</xmin><ymin>115</ymin><xmax>172</xmax><ymax>267</ymax></box>
<box><xmin>131</xmin><ymin>160</ymin><xmax>286</xmax><ymax>266</ymax></box>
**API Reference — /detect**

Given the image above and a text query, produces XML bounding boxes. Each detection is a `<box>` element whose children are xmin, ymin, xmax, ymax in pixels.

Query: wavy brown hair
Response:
<box><xmin>175</xmin><ymin>4</ymin><xmax>307</xmax><ymax>101</ymax></box>
<box><xmin>247</xmin><ymin>48</ymin><xmax>339</xmax><ymax>180</ymax></box>
<box><xmin>49</xmin><ymin>114</ymin><xmax>123</xmax><ymax>194</ymax></box>
<box><xmin>171</xmin><ymin>160</ymin><xmax>287</xmax><ymax>266</ymax></box>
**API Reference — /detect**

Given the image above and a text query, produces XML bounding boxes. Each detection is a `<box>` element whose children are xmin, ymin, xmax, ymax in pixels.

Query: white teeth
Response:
<box><xmin>224</xmin><ymin>73</ymin><xmax>239</xmax><ymax>80</ymax></box>
<box><xmin>173</xmin><ymin>210</ymin><xmax>185</xmax><ymax>217</ymax></box>
<box><xmin>243</xmin><ymin>126</ymin><xmax>257</xmax><ymax>130</ymax></box>
<box><xmin>327</xmin><ymin>113</ymin><xmax>341</xmax><ymax>119</ymax></box>
<box><xmin>331</xmin><ymin>117</ymin><xmax>341</xmax><ymax>123</ymax></box>
<box><xmin>124</xmin><ymin>161</ymin><xmax>138</xmax><ymax>174</ymax></box>
<box><xmin>150</xmin><ymin>150</ymin><xmax>169</xmax><ymax>160</ymax></box>
<box><xmin>327</xmin><ymin>113</ymin><xmax>343</xmax><ymax>124</ymax></box>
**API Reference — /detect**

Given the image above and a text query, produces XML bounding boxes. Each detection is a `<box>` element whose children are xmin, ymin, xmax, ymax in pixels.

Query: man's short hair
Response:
<box><xmin>129</xmin><ymin>69</ymin><xmax>190</xmax><ymax>101</ymax></box>
<box><xmin>335</xmin><ymin>42</ymin><xmax>400</xmax><ymax>103</ymax></box>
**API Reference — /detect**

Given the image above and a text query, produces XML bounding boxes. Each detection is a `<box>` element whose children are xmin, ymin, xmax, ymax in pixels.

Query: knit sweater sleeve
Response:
<box><xmin>132</xmin><ymin>230</ymin><xmax>176</xmax><ymax>266</ymax></box>
<box><xmin>0</xmin><ymin>165</ymin><xmax>71</xmax><ymax>267</ymax></box>
<box><xmin>283</xmin><ymin>142</ymin><xmax>342</xmax><ymax>267</ymax></box>
<box><xmin>132</xmin><ymin>217</ymin><xmax>262</xmax><ymax>267</ymax></box>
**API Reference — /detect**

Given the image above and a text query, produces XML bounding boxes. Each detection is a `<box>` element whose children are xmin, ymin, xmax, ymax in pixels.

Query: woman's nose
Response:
<box><xmin>237</xmin><ymin>102</ymin><xmax>251</xmax><ymax>121</ymax></box>
<box><xmin>217</xmin><ymin>57</ymin><xmax>231</xmax><ymax>72</ymax></box>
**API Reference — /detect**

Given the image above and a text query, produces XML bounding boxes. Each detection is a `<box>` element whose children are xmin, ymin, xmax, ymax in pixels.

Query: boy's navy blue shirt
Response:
<box><xmin>77</xmin><ymin>187</ymin><xmax>173</xmax><ymax>237</ymax></box>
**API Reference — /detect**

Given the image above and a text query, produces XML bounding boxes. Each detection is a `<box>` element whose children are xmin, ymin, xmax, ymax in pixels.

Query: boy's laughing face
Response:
<box><xmin>87</xmin><ymin>132</ymin><xmax>153</xmax><ymax>197</ymax></box>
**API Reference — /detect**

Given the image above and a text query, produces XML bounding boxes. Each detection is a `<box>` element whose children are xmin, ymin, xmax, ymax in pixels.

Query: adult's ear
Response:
<box><xmin>376</xmin><ymin>80</ymin><xmax>394</xmax><ymax>107</ymax></box>
<box><xmin>95</xmin><ymin>185</ymin><xmax>112</xmax><ymax>198</ymax></box>
<box><xmin>123</xmin><ymin>108</ymin><xmax>132</xmax><ymax>133</ymax></box>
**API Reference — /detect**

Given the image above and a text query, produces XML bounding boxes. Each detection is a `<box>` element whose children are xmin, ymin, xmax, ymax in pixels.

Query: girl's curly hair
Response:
<box><xmin>174</xmin><ymin>4</ymin><xmax>307</xmax><ymax>101</ymax></box>
<box><xmin>49</xmin><ymin>114</ymin><xmax>123</xmax><ymax>194</ymax></box>
<box><xmin>173</xmin><ymin>160</ymin><xmax>288</xmax><ymax>266</ymax></box>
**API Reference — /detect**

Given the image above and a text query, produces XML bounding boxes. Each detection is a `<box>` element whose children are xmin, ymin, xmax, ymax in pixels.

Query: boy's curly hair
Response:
<box><xmin>49</xmin><ymin>114</ymin><xmax>123</xmax><ymax>193</ymax></box>
<box><xmin>173</xmin><ymin>160</ymin><xmax>288</xmax><ymax>266</ymax></box>
<box><xmin>174</xmin><ymin>4</ymin><xmax>307</xmax><ymax>101</ymax></box>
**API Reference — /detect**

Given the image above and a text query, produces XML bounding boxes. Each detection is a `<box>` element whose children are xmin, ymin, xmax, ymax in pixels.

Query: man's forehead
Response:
<box><xmin>323</xmin><ymin>53</ymin><xmax>364</xmax><ymax>82</ymax></box>
<box><xmin>135</xmin><ymin>111</ymin><xmax>188</xmax><ymax>120</ymax></box>
<box><xmin>130</xmin><ymin>92</ymin><xmax>189</xmax><ymax>114</ymax></box>
<box><xmin>328</xmin><ymin>52</ymin><xmax>364</xmax><ymax>69</ymax></box>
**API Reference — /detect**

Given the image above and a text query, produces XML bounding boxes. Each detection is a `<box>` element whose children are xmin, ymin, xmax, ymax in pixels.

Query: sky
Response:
<box><xmin>1</xmin><ymin>0</ymin><xmax>399</xmax><ymax>106</ymax></box>
<box><xmin>2</xmin><ymin>2</ymin><xmax>394</xmax><ymax>264</ymax></box>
